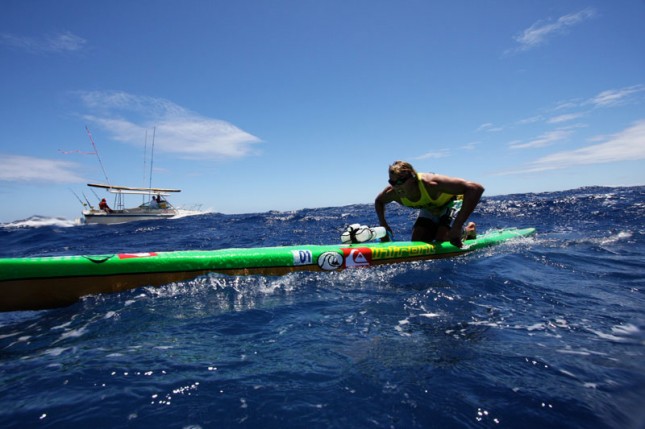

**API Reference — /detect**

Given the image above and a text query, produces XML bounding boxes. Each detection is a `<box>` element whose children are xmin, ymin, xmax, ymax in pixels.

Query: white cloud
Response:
<box><xmin>415</xmin><ymin>149</ymin><xmax>450</xmax><ymax>160</ymax></box>
<box><xmin>510</xmin><ymin>8</ymin><xmax>596</xmax><ymax>53</ymax></box>
<box><xmin>500</xmin><ymin>120</ymin><xmax>645</xmax><ymax>174</ymax></box>
<box><xmin>0</xmin><ymin>31</ymin><xmax>86</xmax><ymax>53</ymax></box>
<box><xmin>483</xmin><ymin>84</ymin><xmax>642</xmax><ymax>136</ymax></box>
<box><xmin>77</xmin><ymin>91</ymin><xmax>262</xmax><ymax>159</ymax></box>
<box><xmin>547</xmin><ymin>85</ymin><xmax>645</xmax><ymax>114</ymax></box>
<box><xmin>476</xmin><ymin>123</ymin><xmax>503</xmax><ymax>133</ymax></box>
<box><xmin>0</xmin><ymin>155</ymin><xmax>84</xmax><ymax>183</ymax></box>
<box><xmin>547</xmin><ymin>112</ymin><xmax>584</xmax><ymax>124</ymax></box>
<box><xmin>517</xmin><ymin>115</ymin><xmax>544</xmax><ymax>125</ymax></box>
<box><xmin>589</xmin><ymin>85</ymin><xmax>645</xmax><ymax>107</ymax></box>
<box><xmin>530</xmin><ymin>120</ymin><xmax>645</xmax><ymax>169</ymax></box>
<box><xmin>509</xmin><ymin>128</ymin><xmax>574</xmax><ymax>149</ymax></box>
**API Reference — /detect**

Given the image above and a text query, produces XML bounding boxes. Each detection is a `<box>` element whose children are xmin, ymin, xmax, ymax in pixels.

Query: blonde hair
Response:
<box><xmin>389</xmin><ymin>160</ymin><xmax>417</xmax><ymax>177</ymax></box>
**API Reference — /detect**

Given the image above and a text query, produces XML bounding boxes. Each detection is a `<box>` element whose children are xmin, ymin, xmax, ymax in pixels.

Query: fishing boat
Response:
<box><xmin>79</xmin><ymin>127</ymin><xmax>183</xmax><ymax>225</ymax></box>
<box><xmin>82</xmin><ymin>183</ymin><xmax>181</xmax><ymax>225</ymax></box>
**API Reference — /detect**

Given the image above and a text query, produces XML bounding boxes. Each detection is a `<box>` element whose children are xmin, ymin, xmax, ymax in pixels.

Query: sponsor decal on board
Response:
<box><xmin>318</xmin><ymin>251</ymin><xmax>343</xmax><ymax>271</ymax></box>
<box><xmin>342</xmin><ymin>248</ymin><xmax>372</xmax><ymax>268</ymax></box>
<box><xmin>117</xmin><ymin>252</ymin><xmax>158</xmax><ymax>259</ymax></box>
<box><xmin>370</xmin><ymin>243</ymin><xmax>435</xmax><ymax>260</ymax></box>
<box><xmin>292</xmin><ymin>250</ymin><xmax>313</xmax><ymax>266</ymax></box>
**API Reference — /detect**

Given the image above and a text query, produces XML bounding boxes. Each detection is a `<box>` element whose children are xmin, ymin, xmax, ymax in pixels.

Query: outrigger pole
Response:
<box><xmin>85</xmin><ymin>126</ymin><xmax>111</xmax><ymax>187</ymax></box>
<box><xmin>69</xmin><ymin>189</ymin><xmax>88</xmax><ymax>208</ymax></box>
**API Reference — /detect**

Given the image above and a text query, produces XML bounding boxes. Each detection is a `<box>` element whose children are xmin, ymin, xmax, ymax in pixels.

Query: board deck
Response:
<box><xmin>0</xmin><ymin>228</ymin><xmax>535</xmax><ymax>312</ymax></box>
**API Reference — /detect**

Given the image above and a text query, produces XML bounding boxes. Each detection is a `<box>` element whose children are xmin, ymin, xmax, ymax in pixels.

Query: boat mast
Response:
<box><xmin>148</xmin><ymin>127</ymin><xmax>156</xmax><ymax>201</ymax></box>
<box><xmin>143</xmin><ymin>129</ymin><xmax>148</xmax><ymax>205</ymax></box>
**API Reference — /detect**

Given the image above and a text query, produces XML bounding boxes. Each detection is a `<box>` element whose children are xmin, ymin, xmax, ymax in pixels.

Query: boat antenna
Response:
<box><xmin>148</xmin><ymin>127</ymin><xmax>156</xmax><ymax>191</ymax></box>
<box><xmin>85</xmin><ymin>126</ymin><xmax>111</xmax><ymax>186</ymax></box>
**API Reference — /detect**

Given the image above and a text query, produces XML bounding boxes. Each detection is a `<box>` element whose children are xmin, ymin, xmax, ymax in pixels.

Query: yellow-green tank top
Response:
<box><xmin>400</xmin><ymin>173</ymin><xmax>457</xmax><ymax>210</ymax></box>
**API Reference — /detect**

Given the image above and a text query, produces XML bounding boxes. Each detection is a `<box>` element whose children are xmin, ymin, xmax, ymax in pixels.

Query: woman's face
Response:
<box><xmin>388</xmin><ymin>171</ymin><xmax>415</xmax><ymax>196</ymax></box>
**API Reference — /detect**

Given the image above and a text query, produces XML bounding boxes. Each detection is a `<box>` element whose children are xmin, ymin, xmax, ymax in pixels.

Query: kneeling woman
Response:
<box><xmin>375</xmin><ymin>160</ymin><xmax>484</xmax><ymax>248</ymax></box>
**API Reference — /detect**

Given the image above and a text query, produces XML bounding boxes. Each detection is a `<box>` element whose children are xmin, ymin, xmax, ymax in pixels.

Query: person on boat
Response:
<box><xmin>148</xmin><ymin>195</ymin><xmax>160</xmax><ymax>209</ymax></box>
<box><xmin>98</xmin><ymin>198</ymin><xmax>113</xmax><ymax>213</ymax></box>
<box><xmin>155</xmin><ymin>194</ymin><xmax>167</xmax><ymax>209</ymax></box>
<box><xmin>375</xmin><ymin>160</ymin><xmax>484</xmax><ymax>248</ymax></box>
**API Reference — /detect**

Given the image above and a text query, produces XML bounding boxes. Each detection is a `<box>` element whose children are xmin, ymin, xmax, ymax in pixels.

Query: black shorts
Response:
<box><xmin>413</xmin><ymin>199</ymin><xmax>461</xmax><ymax>240</ymax></box>
<box><xmin>413</xmin><ymin>214</ymin><xmax>452</xmax><ymax>240</ymax></box>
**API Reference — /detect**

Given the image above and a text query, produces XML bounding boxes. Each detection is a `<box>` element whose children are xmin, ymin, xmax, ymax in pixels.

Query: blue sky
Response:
<box><xmin>1</xmin><ymin>1</ymin><xmax>644</xmax><ymax>223</ymax></box>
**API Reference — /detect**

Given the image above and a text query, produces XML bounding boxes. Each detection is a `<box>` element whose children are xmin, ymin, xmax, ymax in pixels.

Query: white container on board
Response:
<box><xmin>341</xmin><ymin>224</ymin><xmax>387</xmax><ymax>244</ymax></box>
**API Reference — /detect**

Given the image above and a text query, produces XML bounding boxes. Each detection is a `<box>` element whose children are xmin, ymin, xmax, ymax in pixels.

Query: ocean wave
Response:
<box><xmin>1</xmin><ymin>186</ymin><xmax>644</xmax><ymax>429</ymax></box>
<box><xmin>0</xmin><ymin>215</ymin><xmax>80</xmax><ymax>229</ymax></box>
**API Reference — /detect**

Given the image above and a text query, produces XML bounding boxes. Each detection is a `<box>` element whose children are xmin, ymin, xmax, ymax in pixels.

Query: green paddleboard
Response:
<box><xmin>0</xmin><ymin>227</ymin><xmax>535</xmax><ymax>311</ymax></box>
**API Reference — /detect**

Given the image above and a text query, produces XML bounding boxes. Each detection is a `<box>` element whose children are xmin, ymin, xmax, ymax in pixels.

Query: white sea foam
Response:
<box><xmin>599</xmin><ymin>231</ymin><xmax>632</xmax><ymax>246</ymax></box>
<box><xmin>172</xmin><ymin>208</ymin><xmax>210</xmax><ymax>219</ymax></box>
<box><xmin>57</xmin><ymin>326</ymin><xmax>88</xmax><ymax>342</ymax></box>
<box><xmin>1</xmin><ymin>215</ymin><xmax>79</xmax><ymax>229</ymax></box>
<box><xmin>43</xmin><ymin>347</ymin><xmax>69</xmax><ymax>357</ymax></box>
<box><xmin>419</xmin><ymin>313</ymin><xmax>441</xmax><ymax>318</ymax></box>
<box><xmin>612</xmin><ymin>323</ymin><xmax>639</xmax><ymax>335</ymax></box>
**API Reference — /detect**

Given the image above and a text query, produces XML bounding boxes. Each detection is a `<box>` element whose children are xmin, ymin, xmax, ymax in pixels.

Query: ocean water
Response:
<box><xmin>0</xmin><ymin>186</ymin><xmax>643</xmax><ymax>429</ymax></box>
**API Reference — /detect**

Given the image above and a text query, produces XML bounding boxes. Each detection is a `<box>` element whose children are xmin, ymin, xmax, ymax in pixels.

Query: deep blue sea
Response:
<box><xmin>1</xmin><ymin>186</ymin><xmax>644</xmax><ymax>429</ymax></box>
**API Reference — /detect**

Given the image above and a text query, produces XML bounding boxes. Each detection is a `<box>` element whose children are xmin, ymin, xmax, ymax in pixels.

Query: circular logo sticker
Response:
<box><xmin>317</xmin><ymin>251</ymin><xmax>343</xmax><ymax>271</ymax></box>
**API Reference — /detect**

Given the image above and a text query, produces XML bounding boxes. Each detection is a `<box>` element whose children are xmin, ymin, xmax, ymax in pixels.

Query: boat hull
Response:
<box><xmin>0</xmin><ymin>228</ymin><xmax>535</xmax><ymax>312</ymax></box>
<box><xmin>83</xmin><ymin>209</ymin><xmax>176</xmax><ymax>225</ymax></box>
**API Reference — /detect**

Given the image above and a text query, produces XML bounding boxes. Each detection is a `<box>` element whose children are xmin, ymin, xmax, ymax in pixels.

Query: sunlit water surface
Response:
<box><xmin>1</xmin><ymin>186</ymin><xmax>643</xmax><ymax>429</ymax></box>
